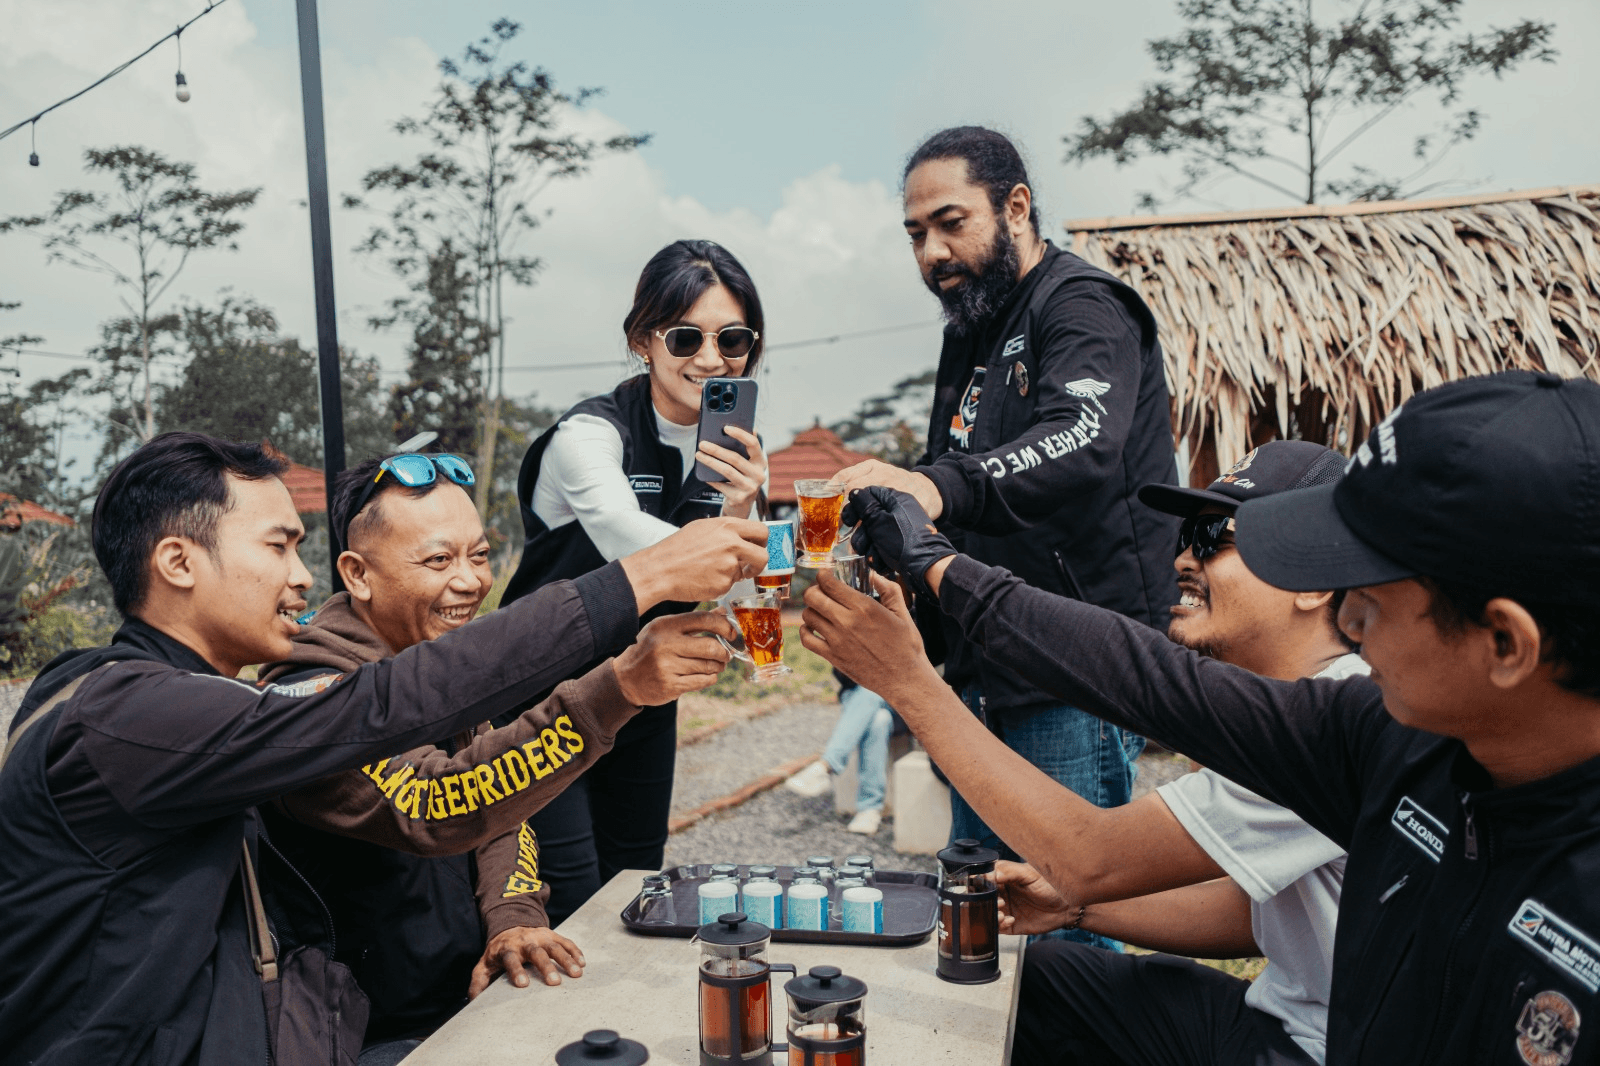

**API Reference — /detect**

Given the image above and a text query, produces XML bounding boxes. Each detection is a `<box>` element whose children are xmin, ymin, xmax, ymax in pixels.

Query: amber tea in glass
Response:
<box><xmin>793</xmin><ymin>480</ymin><xmax>849</xmax><ymax>567</ymax></box>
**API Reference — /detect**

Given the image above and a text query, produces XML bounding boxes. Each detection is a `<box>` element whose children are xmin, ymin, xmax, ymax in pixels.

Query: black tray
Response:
<box><xmin>620</xmin><ymin>864</ymin><xmax>938</xmax><ymax>946</ymax></box>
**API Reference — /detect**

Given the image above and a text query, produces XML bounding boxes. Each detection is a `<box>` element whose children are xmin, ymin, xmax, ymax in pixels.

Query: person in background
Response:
<box><xmin>501</xmin><ymin>239</ymin><xmax>771</xmax><ymax>923</ymax></box>
<box><xmin>833</xmin><ymin>129</ymin><xmax>1178</xmax><ymax>931</ymax></box>
<box><xmin>993</xmin><ymin>439</ymin><xmax>1360</xmax><ymax>1066</ymax></box>
<box><xmin>785</xmin><ymin>669</ymin><xmax>898</xmax><ymax>836</ymax></box>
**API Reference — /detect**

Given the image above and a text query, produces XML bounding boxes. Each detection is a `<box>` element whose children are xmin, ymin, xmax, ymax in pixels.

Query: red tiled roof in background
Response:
<box><xmin>767</xmin><ymin>424</ymin><xmax>876</xmax><ymax>505</ymax></box>
<box><xmin>260</xmin><ymin>442</ymin><xmax>329</xmax><ymax>514</ymax></box>
<box><xmin>0</xmin><ymin>494</ymin><xmax>75</xmax><ymax>531</ymax></box>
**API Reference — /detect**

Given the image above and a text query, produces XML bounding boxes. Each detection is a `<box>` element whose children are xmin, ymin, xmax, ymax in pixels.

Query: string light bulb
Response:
<box><xmin>28</xmin><ymin>121</ymin><xmax>37</xmax><ymax>166</ymax></box>
<box><xmin>175</xmin><ymin>72</ymin><xmax>191</xmax><ymax>103</ymax></box>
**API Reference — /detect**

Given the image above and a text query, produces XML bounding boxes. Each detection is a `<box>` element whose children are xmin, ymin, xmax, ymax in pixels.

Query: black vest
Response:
<box><xmin>503</xmin><ymin>374</ymin><xmax>725</xmax><ymax>607</ymax></box>
<box><xmin>0</xmin><ymin>625</ymin><xmax>269</xmax><ymax>1065</ymax></box>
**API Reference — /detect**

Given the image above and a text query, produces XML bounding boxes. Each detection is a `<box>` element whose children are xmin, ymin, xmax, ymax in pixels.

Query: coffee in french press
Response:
<box><xmin>935</xmin><ymin>838</ymin><xmax>1000</xmax><ymax>984</ymax></box>
<box><xmin>784</xmin><ymin>965</ymin><xmax>867</xmax><ymax>1066</ymax></box>
<box><xmin>697</xmin><ymin>912</ymin><xmax>796</xmax><ymax>1066</ymax></box>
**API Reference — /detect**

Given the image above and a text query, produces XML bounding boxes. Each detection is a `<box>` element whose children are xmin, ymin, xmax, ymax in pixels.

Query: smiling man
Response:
<box><xmin>0</xmin><ymin>432</ymin><xmax>767</xmax><ymax>1066</ymax></box>
<box><xmin>805</xmin><ymin>371</ymin><xmax>1600</xmax><ymax>1065</ymax></box>
<box><xmin>831</xmin><ymin>127</ymin><xmax>1178</xmax><ymax>883</ymax></box>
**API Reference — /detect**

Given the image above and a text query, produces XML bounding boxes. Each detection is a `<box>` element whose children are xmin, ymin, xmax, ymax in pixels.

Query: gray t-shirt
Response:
<box><xmin>1156</xmin><ymin>652</ymin><xmax>1369</xmax><ymax>1064</ymax></box>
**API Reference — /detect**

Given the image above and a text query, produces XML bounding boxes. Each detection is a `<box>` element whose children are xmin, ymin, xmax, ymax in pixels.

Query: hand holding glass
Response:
<box><xmin>716</xmin><ymin>590</ymin><xmax>793</xmax><ymax>682</ymax></box>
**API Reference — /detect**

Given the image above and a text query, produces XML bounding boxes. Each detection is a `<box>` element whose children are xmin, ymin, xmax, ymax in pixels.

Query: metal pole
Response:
<box><xmin>294</xmin><ymin>0</ymin><xmax>347</xmax><ymax>592</ymax></box>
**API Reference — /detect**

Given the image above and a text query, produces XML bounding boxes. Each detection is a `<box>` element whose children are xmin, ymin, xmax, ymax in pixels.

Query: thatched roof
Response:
<box><xmin>1065</xmin><ymin>184</ymin><xmax>1600</xmax><ymax>481</ymax></box>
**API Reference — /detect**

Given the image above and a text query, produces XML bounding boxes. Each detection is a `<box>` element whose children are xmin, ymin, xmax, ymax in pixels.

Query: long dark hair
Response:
<box><xmin>623</xmin><ymin>240</ymin><xmax>766</xmax><ymax>376</ymax></box>
<box><xmin>904</xmin><ymin>126</ymin><xmax>1040</xmax><ymax>237</ymax></box>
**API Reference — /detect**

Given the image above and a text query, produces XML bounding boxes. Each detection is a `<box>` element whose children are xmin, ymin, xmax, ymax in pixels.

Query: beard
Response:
<box><xmin>924</xmin><ymin>224</ymin><xmax>1021</xmax><ymax>336</ymax></box>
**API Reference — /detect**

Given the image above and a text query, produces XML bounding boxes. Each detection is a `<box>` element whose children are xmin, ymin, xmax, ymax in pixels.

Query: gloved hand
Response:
<box><xmin>842</xmin><ymin>486</ymin><xmax>958</xmax><ymax>595</ymax></box>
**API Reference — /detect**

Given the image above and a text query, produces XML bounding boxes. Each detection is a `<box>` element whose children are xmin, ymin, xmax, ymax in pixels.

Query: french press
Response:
<box><xmin>697</xmin><ymin>912</ymin><xmax>796</xmax><ymax>1066</ymax></box>
<box><xmin>555</xmin><ymin>1030</ymin><xmax>650</xmax><ymax>1066</ymax></box>
<box><xmin>784</xmin><ymin>965</ymin><xmax>867</xmax><ymax>1066</ymax></box>
<box><xmin>935</xmin><ymin>838</ymin><xmax>1000</xmax><ymax>984</ymax></box>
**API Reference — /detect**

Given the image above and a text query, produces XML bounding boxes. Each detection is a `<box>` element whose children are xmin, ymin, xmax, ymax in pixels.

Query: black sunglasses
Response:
<box><xmin>1176</xmin><ymin>513</ymin><xmax>1237</xmax><ymax>561</ymax></box>
<box><xmin>654</xmin><ymin>325</ymin><xmax>759</xmax><ymax>360</ymax></box>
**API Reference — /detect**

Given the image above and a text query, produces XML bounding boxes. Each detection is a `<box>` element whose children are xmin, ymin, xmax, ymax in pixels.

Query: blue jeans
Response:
<box><xmin>823</xmin><ymin>686</ymin><xmax>893</xmax><ymax>812</ymax></box>
<box><xmin>948</xmin><ymin>686</ymin><xmax>1143</xmax><ymax>952</ymax></box>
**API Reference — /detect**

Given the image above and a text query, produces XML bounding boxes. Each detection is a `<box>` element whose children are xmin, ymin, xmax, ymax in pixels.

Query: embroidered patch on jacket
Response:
<box><xmin>1511</xmin><ymin>900</ymin><xmax>1600</xmax><ymax>993</ymax></box>
<box><xmin>948</xmin><ymin>366</ymin><xmax>986</xmax><ymax>450</ymax></box>
<box><xmin>1014</xmin><ymin>361</ymin><xmax>1029</xmax><ymax>397</ymax></box>
<box><xmin>1517</xmin><ymin>989</ymin><xmax>1581</xmax><ymax>1066</ymax></box>
<box><xmin>1390</xmin><ymin>796</ymin><xmax>1448</xmax><ymax>862</ymax></box>
<box><xmin>262</xmin><ymin>674</ymin><xmax>344</xmax><ymax>698</ymax></box>
<box><xmin>630</xmin><ymin>474</ymin><xmax>663</xmax><ymax>494</ymax></box>
<box><xmin>1001</xmin><ymin>334</ymin><xmax>1026</xmax><ymax>358</ymax></box>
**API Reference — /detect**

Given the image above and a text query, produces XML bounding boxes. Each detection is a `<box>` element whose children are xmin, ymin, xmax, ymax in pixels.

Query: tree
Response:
<box><xmin>1066</xmin><ymin>0</ymin><xmax>1557</xmax><ymax>207</ymax></box>
<box><xmin>2</xmin><ymin>147</ymin><xmax>259</xmax><ymax>438</ymax></box>
<box><xmin>0</xmin><ymin>301</ymin><xmax>87</xmax><ymax>512</ymax></box>
<box><xmin>385</xmin><ymin>240</ymin><xmax>491</xmax><ymax>457</ymax></box>
<box><xmin>828</xmin><ymin>370</ymin><xmax>938</xmax><ymax>469</ymax></box>
<box><xmin>349</xmin><ymin>18</ymin><xmax>648</xmax><ymax>515</ymax></box>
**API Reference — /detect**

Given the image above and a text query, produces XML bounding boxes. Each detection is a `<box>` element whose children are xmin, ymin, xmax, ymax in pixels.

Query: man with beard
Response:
<box><xmin>834</xmin><ymin>127</ymin><xmax>1178</xmax><ymax>900</ymax></box>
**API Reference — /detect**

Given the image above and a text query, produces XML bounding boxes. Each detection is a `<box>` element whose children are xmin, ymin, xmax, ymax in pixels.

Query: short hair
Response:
<box><xmin>622</xmin><ymin>239</ymin><xmax>766</xmax><ymax>376</ymax></box>
<box><xmin>93</xmin><ymin>432</ymin><xmax>289</xmax><ymax>616</ymax></box>
<box><xmin>1422</xmin><ymin>577</ymin><xmax>1599</xmax><ymax>699</ymax></box>
<box><xmin>903</xmin><ymin>126</ymin><xmax>1041</xmax><ymax>236</ymax></box>
<box><xmin>331</xmin><ymin>454</ymin><xmax>443</xmax><ymax>555</ymax></box>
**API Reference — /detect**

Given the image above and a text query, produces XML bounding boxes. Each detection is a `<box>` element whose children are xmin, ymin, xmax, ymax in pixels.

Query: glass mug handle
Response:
<box><xmin>714</xmin><ymin>602</ymin><xmax>754</xmax><ymax>666</ymax></box>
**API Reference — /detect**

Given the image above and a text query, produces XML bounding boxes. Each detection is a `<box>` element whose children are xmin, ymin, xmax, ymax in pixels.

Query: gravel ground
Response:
<box><xmin>664</xmin><ymin>700</ymin><xmax>1194</xmax><ymax>878</ymax></box>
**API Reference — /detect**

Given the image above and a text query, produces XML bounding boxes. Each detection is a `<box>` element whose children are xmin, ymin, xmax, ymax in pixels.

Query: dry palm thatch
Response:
<box><xmin>1066</xmin><ymin>184</ymin><xmax>1600</xmax><ymax>484</ymax></box>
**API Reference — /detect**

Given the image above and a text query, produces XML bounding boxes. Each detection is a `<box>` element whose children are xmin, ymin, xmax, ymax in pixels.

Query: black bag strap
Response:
<box><xmin>0</xmin><ymin>672</ymin><xmax>90</xmax><ymax>775</ymax></box>
<box><xmin>240</xmin><ymin>840</ymin><xmax>280</xmax><ymax>982</ymax></box>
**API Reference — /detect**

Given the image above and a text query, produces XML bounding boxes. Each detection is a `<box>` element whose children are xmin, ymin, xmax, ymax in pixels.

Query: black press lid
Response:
<box><xmin>785</xmin><ymin>965</ymin><xmax>868</xmax><ymax>1009</ymax></box>
<box><xmin>697</xmin><ymin>912</ymin><xmax>771</xmax><ymax>946</ymax></box>
<box><xmin>937</xmin><ymin>838</ymin><xmax>999</xmax><ymax>871</ymax></box>
<box><xmin>555</xmin><ymin>1030</ymin><xmax>649</xmax><ymax>1066</ymax></box>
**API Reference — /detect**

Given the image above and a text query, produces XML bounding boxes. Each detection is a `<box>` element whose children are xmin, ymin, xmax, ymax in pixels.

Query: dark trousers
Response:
<box><xmin>1012</xmin><ymin>940</ymin><xmax>1317</xmax><ymax>1066</ymax></box>
<box><xmin>529</xmin><ymin>701</ymin><xmax>678</xmax><ymax>926</ymax></box>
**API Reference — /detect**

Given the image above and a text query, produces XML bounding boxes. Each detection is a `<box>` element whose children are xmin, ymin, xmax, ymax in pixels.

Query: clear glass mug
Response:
<box><xmin>717</xmin><ymin>590</ymin><xmax>793</xmax><ymax>682</ymax></box>
<box><xmin>793</xmin><ymin>480</ymin><xmax>854</xmax><ymax>567</ymax></box>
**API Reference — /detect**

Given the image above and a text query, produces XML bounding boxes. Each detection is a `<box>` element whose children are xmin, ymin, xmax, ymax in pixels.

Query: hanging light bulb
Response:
<box><xmin>28</xmin><ymin>121</ymin><xmax>38</xmax><ymax>166</ymax></box>
<box><xmin>175</xmin><ymin>71</ymin><xmax>191</xmax><ymax>103</ymax></box>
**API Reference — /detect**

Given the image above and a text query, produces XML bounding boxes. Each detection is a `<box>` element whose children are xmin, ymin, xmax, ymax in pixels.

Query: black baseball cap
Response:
<box><xmin>1138</xmin><ymin>439</ymin><xmax>1346</xmax><ymax>518</ymax></box>
<box><xmin>1235</xmin><ymin>371</ymin><xmax>1600</xmax><ymax>603</ymax></box>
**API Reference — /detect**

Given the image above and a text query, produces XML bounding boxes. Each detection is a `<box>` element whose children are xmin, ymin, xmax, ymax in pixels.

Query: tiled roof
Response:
<box><xmin>0</xmin><ymin>494</ymin><xmax>74</xmax><ymax>530</ymax></box>
<box><xmin>767</xmin><ymin>424</ymin><xmax>875</xmax><ymax>505</ymax></box>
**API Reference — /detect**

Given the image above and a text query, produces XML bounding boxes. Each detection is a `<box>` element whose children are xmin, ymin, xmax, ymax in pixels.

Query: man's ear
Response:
<box><xmin>1481</xmin><ymin>597</ymin><xmax>1545</xmax><ymax>691</ymax></box>
<box><xmin>1294</xmin><ymin>589</ymin><xmax>1336</xmax><ymax>616</ymax></box>
<box><xmin>149</xmin><ymin>535</ymin><xmax>200</xmax><ymax>594</ymax></box>
<box><xmin>339</xmin><ymin>551</ymin><xmax>375</xmax><ymax>603</ymax></box>
<box><xmin>1006</xmin><ymin>182</ymin><xmax>1033</xmax><ymax>238</ymax></box>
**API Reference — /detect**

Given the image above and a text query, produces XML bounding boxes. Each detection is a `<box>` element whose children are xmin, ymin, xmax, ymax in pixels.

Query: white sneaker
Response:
<box><xmin>784</xmin><ymin>760</ymin><xmax>833</xmax><ymax>798</ymax></box>
<box><xmin>846</xmin><ymin>808</ymin><xmax>882</xmax><ymax>835</ymax></box>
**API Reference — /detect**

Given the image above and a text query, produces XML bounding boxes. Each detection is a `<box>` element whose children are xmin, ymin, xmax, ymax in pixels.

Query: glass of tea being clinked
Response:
<box><xmin>719</xmin><ymin>590</ymin><xmax>793</xmax><ymax>682</ymax></box>
<box><xmin>793</xmin><ymin>480</ymin><xmax>853</xmax><ymax>568</ymax></box>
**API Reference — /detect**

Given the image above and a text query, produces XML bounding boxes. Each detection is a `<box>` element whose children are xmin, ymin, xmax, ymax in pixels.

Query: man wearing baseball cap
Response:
<box><xmin>801</xmin><ymin>371</ymin><xmax>1600</xmax><ymax>1064</ymax></box>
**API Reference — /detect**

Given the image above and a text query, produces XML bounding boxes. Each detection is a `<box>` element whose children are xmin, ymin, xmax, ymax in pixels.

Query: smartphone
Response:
<box><xmin>694</xmin><ymin>377</ymin><xmax>760</xmax><ymax>485</ymax></box>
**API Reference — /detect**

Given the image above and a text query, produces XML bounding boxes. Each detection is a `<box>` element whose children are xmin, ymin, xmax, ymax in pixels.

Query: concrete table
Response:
<box><xmin>405</xmin><ymin>869</ymin><xmax>1025</xmax><ymax>1065</ymax></box>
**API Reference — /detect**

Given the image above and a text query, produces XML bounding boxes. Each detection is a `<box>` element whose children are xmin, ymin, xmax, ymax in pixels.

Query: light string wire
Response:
<box><xmin>0</xmin><ymin>0</ymin><xmax>229</xmax><ymax>147</ymax></box>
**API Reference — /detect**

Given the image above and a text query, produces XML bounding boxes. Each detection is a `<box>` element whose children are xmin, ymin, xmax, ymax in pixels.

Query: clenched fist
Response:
<box><xmin>613</xmin><ymin>611</ymin><xmax>737</xmax><ymax>706</ymax></box>
<box><xmin>620</xmin><ymin>517</ymin><xmax>770</xmax><ymax>613</ymax></box>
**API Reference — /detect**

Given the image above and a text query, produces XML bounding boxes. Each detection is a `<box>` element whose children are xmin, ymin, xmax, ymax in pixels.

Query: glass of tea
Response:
<box><xmin>719</xmin><ymin>590</ymin><xmax>793</xmax><ymax>682</ymax></box>
<box><xmin>756</xmin><ymin>518</ymin><xmax>797</xmax><ymax>596</ymax></box>
<box><xmin>793</xmin><ymin>480</ymin><xmax>852</xmax><ymax>567</ymax></box>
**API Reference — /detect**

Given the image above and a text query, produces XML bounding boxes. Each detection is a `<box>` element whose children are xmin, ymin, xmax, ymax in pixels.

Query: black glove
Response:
<box><xmin>842</xmin><ymin>486</ymin><xmax>957</xmax><ymax>595</ymax></box>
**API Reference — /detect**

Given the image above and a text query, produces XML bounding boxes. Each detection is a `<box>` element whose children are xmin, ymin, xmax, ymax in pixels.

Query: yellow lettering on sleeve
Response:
<box><xmin>443</xmin><ymin>775</ymin><xmax>467</xmax><ymax>817</ymax></box>
<box><xmin>459</xmin><ymin>772</ymin><xmax>481</xmax><ymax>812</ymax></box>
<box><xmin>474</xmin><ymin>764</ymin><xmax>502</xmax><ymax>803</ymax></box>
<box><xmin>554</xmin><ymin>715</ymin><xmax>585</xmax><ymax>756</ymax></box>
<box><xmin>524</xmin><ymin>739</ymin><xmax>552</xmax><ymax>780</ymax></box>
<box><xmin>503</xmin><ymin>749</ymin><xmax>532</xmax><ymax>791</ymax></box>
<box><xmin>539</xmin><ymin>728</ymin><xmax>568</xmax><ymax>767</ymax></box>
<box><xmin>428</xmin><ymin>779</ymin><xmax>446</xmax><ymax>820</ymax></box>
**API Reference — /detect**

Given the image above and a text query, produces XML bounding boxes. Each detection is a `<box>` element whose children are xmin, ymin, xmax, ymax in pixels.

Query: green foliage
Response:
<box><xmin>0</xmin><ymin>529</ymin><xmax>116</xmax><ymax>679</ymax></box>
<box><xmin>1066</xmin><ymin>0</ymin><xmax>1558</xmax><ymax>206</ymax></box>
<box><xmin>386</xmin><ymin>241</ymin><xmax>489</xmax><ymax>457</ymax></box>
<box><xmin>828</xmin><ymin>369</ymin><xmax>936</xmax><ymax>468</ymax></box>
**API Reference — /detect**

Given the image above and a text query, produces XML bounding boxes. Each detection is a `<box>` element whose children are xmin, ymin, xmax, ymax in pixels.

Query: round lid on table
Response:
<box><xmin>785</xmin><ymin>965</ymin><xmax>868</xmax><ymax>1010</ymax></box>
<box><xmin>555</xmin><ymin>1030</ymin><xmax>649</xmax><ymax>1066</ymax></box>
<box><xmin>696</xmin><ymin>912</ymin><xmax>771</xmax><ymax>946</ymax></box>
<box><xmin>937</xmin><ymin>838</ymin><xmax>999</xmax><ymax>872</ymax></box>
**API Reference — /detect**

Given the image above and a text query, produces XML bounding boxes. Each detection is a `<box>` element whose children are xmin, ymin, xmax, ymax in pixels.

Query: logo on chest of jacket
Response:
<box><xmin>1511</xmin><ymin>899</ymin><xmax>1600</xmax><ymax>993</ymax></box>
<box><xmin>630</xmin><ymin>474</ymin><xmax>664</xmax><ymax>494</ymax></box>
<box><xmin>1390</xmin><ymin>796</ymin><xmax>1448</xmax><ymax>861</ymax></box>
<box><xmin>1001</xmin><ymin>334</ymin><xmax>1026</xmax><ymax>358</ymax></box>
<box><xmin>1517</xmin><ymin>989</ymin><xmax>1581</xmax><ymax>1066</ymax></box>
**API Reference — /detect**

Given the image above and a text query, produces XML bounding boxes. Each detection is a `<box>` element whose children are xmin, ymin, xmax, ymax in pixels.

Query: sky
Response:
<box><xmin>2</xmin><ymin>0</ymin><xmax>1598</xmax><ymax>474</ymax></box>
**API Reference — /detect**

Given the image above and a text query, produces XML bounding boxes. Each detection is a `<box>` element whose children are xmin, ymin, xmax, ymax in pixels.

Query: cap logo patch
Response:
<box><xmin>1349</xmin><ymin>403</ymin><xmax>1405</xmax><ymax>471</ymax></box>
<box><xmin>1218</xmin><ymin>447</ymin><xmax>1259</xmax><ymax>489</ymax></box>
<box><xmin>1390</xmin><ymin>796</ymin><xmax>1447</xmax><ymax>861</ymax></box>
<box><xmin>1509</xmin><ymin>899</ymin><xmax>1600</xmax><ymax>993</ymax></box>
<box><xmin>1517</xmin><ymin>990</ymin><xmax>1580</xmax><ymax>1066</ymax></box>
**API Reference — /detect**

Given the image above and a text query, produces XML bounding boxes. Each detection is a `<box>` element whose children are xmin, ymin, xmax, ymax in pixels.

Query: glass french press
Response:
<box><xmin>697</xmin><ymin>912</ymin><xmax>796</xmax><ymax>1066</ymax></box>
<box><xmin>935</xmin><ymin>838</ymin><xmax>1001</xmax><ymax>984</ymax></box>
<box><xmin>784</xmin><ymin>965</ymin><xmax>867</xmax><ymax>1066</ymax></box>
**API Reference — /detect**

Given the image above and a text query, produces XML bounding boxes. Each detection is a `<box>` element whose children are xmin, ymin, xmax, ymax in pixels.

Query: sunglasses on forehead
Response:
<box><xmin>654</xmin><ymin>325</ymin><xmax>759</xmax><ymax>360</ymax></box>
<box><xmin>340</xmin><ymin>453</ymin><xmax>475</xmax><ymax>553</ymax></box>
<box><xmin>1176</xmin><ymin>513</ymin><xmax>1237</xmax><ymax>561</ymax></box>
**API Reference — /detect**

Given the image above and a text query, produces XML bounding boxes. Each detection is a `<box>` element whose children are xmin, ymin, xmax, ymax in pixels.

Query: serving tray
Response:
<box><xmin>619</xmin><ymin>863</ymin><xmax>938</xmax><ymax>946</ymax></box>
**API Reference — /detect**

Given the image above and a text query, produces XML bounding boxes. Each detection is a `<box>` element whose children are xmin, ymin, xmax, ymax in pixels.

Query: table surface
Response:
<box><xmin>405</xmin><ymin>869</ymin><xmax>1024</xmax><ymax>1065</ymax></box>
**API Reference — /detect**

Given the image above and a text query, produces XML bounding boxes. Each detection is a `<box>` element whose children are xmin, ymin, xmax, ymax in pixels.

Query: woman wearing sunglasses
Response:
<box><xmin>499</xmin><ymin>239</ymin><xmax>769</xmax><ymax>922</ymax></box>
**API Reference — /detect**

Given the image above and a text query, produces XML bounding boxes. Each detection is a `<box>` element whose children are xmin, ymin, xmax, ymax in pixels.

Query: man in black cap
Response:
<box><xmin>801</xmin><ymin>371</ymin><xmax>1600</xmax><ymax>1064</ymax></box>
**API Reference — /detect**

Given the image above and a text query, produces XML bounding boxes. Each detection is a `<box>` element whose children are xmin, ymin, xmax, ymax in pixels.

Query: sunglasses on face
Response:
<box><xmin>654</xmin><ymin>325</ymin><xmax>759</xmax><ymax>360</ymax></box>
<box><xmin>1176</xmin><ymin>513</ymin><xmax>1237</xmax><ymax>561</ymax></box>
<box><xmin>341</xmin><ymin>454</ymin><xmax>476</xmax><ymax>552</ymax></box>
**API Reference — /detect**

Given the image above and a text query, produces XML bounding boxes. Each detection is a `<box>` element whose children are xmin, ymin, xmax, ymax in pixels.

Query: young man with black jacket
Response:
<box><xmin>835</xmin><ymin>127</ymin><xmax>1178</xmax><ymax>889</ymax></box>
<box><xmin>0</xmin><ymin>432</ymin><xmax>768</xmax><ymax>1066</ymax></box>
<box><xmin>805</xmin><ymin>371</ymin><xmax>1600</xmax><ymax>1065</ymax></box>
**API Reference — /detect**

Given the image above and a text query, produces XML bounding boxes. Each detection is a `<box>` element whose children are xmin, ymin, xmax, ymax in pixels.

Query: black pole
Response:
<box><xmin>294</xmin><ymin>0</ymin><xmax>347</xmax><ymax>593</ymax></box>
